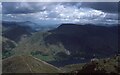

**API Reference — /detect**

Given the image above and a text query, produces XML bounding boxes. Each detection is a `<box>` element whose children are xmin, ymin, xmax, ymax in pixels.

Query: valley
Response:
<box><xmin>2</xmin><ymin>22</ymin><xmax>119</xmax><ymax>74</ymax></box>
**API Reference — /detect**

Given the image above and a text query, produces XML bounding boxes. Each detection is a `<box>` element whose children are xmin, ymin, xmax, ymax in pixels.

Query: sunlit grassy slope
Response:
<box><xmin>14</xmin><ymin>32</ymin><xmax>67</xmax><ymax>61</ymax></box>
<box><xmin>2</xmin><ymin>55</ymin><xmax>62</xmax><ymax>73</ymax></box>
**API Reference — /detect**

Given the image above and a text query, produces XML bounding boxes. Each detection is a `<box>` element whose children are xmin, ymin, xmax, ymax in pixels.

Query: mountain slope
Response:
<box><xmin>68</xmin><ymin>55</ymin><xmax>119</xmax><ymax>74</ymax></box>
<box><xmin>2</xmin><ymin>55</ymin><xmax>61</xmax><ymax>73</ymax></box>
<box><xmin>44</xmin><ymin>24</ymin><xmax>118</xmax><ymax>59</ymax></box>
<box><xmin>46</xmin><ymin>24</ymin><xmax>118</xmax><ymax>55</ymax></box>
<box><xmin>60</xmin><ymin>55</ymin><xmax>119</xmax><ymax>74</ymax></box>
<box><xmin>2</xmin><ymin>37</ymin><xmax>16</xmax><ymax>59</ymax></box>
<box><xmin>2</xmin><ymin>21</ymin><xmax>34</xmax><ymax>42</ymax></box>
<box><xmin>14</xmin><ymin>24</ymin><xmax>118</xmax><ymax>66</ymax></box>
<box><xmin>2</xmin><ymin>21</ymin><xmax>57</xmax><ymax>42</ymax></box>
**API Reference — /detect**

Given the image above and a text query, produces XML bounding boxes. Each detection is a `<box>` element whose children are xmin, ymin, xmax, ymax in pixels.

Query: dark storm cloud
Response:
<box><xmin>2</xmin><ymin>2</ymin><xmax>118</xmax><ymax>14</ymax></box>
<box><xmin>81</xmin><ymin>2</ymin><xmax>118</xmax><ymax>13</ymax></box>
<box><xmin>2</xmin><ymin>2</ymin><xmax>49</xmax><ymax>14</ymax></box>
<box><xmin>2</xmin><ymin>2</ymin><xmax>118</xmax><ymax>25</ymax></box>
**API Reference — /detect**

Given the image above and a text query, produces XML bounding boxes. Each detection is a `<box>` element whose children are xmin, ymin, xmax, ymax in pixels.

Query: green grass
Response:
<box><xmin>32</xmin><ymin>54</ymin><xmax>55</xmax><ymax>61</ymax></box>
<box><xmin>2</xmin><ymin>50</ymin><xmax>14</xmax><ymax>59</ymax></box>
<box><xmin>2</xmin><ymin>37</ymin><xmax>16</xmax><ymax>59</ymax></box>
<box><xmin>14</xmin><ymin>32</ymin><xmax>67</xmax><ymax>62</ymax></box>
<box><xmin>60</xmin><ymin>63</ymin><xmax>85</xmax><ymax>72</ymax></box>
<box><xmin>30</xmin><ymin>50</ymin><xmax>55</xmax><ymax>61</ymax></box>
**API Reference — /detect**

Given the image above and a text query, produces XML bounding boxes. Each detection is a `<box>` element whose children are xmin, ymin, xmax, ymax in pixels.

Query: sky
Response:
<box><xmin>2</xmin><ymin>2</ymin><xmax>119</xmax><ymax>25</ymax></box>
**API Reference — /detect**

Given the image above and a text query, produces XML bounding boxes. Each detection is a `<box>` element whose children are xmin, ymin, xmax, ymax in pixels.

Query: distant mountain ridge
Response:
<box><xmin>2</xmin><ymin>23</ymin><xmax>119</xmax><ymax>74</ymax></box>
<box><xmin>2</xmin><ymin>21</ymin><xmax>58</xmax><ymax>31</ymax></box>
<box><xmin>2</xmin><ymin>21</ymin><xmax>33</xmax><ymax>42</ymax></box>
<box><xmin>14</xmin><ymin>23</ymin><xmax>119</xmax><ymax>67</ymax></box>
<box><xmin>2</xmin><ymin>21</ymin><xmax>57</xmax><ymax>42</ymax></box>
<box><xmin>46</xmin><ymin>24</ymin><xmax>118</xmax><ymax>55</ymax></box>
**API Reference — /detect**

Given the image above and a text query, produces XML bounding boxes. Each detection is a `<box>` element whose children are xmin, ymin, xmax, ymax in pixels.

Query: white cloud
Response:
<box><xmin>1</xmin><ymin>0</ymin><xmax>119</xmax><ymax>2</ymax></box>
<box><xmin>2</xmin><ymin>3</ymin><xmax>118</xmax><ymax>25</ymax></box>
<box><xmin>0</xmin><ymin>2</ymin><xmax>2</xmax><ymax>14</ymax></box>
<box><xmin>0</xmin><ymin>2</ymin><xmax>2</xmax><ymax>22</ymax></box>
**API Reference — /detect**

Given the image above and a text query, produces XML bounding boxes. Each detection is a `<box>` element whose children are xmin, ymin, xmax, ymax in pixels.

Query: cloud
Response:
<box><xmin>2</xmin><ymin>2</ymin><xmax>58</xmax><ymax>14</ymax></box>
<box><xmin>81</xmin><ymin>2</ymin><xmax>118</xmax><ymax>13</ymax></box>
<box><xmin>2</xmin><ymin>2</ymin><xmax>118</xmax><ymax>25</ymax></box>
<box><xmin>0</xmin><ymin>2</ymin><xmax>2</xmax><ymax>14</ymax></box>
<box><xmin>2</xmin><ymin>2</ymin><xmax>118</xmax><ymax>14</ymax></box>
<box><xmin>0</xmin><ymin>2</ymin><xmax>2</xmax><ymax>22</ymax></box>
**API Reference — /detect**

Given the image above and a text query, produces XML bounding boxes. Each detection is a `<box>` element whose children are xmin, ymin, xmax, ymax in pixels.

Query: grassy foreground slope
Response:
<box><xmin>2</xmin><ymin>55</ymin><xmax>62</xmax><ymax>73</ymax></box>
<box><xmin>2</xmin><ymin>55</ymin><xmax>119</xmax><ymax>74</ymax></box>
